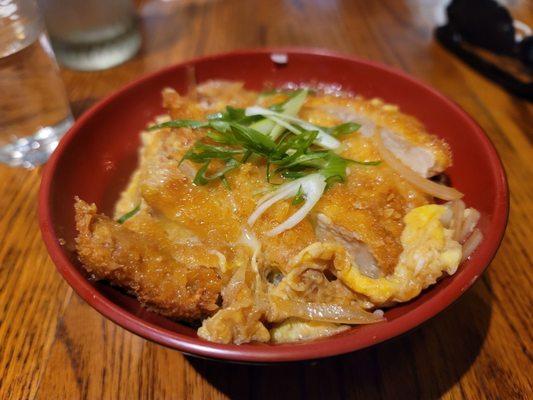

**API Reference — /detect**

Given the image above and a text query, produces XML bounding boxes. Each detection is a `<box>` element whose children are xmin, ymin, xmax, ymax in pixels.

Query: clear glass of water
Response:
<box><xmin>0</xmin><ymin>0</ymin><xmax>73</xmax><ymax>168</ymax></box>
<box><xmin>38</xmin><ymin>0</ymin><xmax>140</xmax><ymax>71</ymax></box>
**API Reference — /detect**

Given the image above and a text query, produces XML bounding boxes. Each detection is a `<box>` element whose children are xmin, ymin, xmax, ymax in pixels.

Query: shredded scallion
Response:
<box><xmin>116</xmin><ymin>204</ymin><xmax>140</xmax><ymax>224</ymax></box>
<box><xmin>147</xmin><ymin>89</ymin><xmax>380</xmax><ymax>235</ymax></box>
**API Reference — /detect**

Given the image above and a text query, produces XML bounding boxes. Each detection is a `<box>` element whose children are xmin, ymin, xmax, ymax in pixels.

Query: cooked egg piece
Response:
<box><xmin>270</xmin><ymin>318</ymin><xmax>349</xmax><ymax>343</ymax></box>
<box><xmin>338</xmin><ymin>204</ymin><xmax>462</xmax><ymax>305</ymax></box>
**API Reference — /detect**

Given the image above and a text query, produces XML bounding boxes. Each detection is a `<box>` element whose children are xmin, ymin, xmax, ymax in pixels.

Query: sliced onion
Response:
<box><xmin>459</xmin><ymin>208</ymin><xmax>481</xmax><ymax>243</ymax></box>
<box><xmin>450</xmin><ymin>200</ymin><xmax>466</xmax><ymax>241</ymax></box>
<box><xmin>221</xmin><ymin>265</ymin><xmax>246</xmax><ymax>307</ymax></box>
<box><xmin>440</xmin><ymin>203</ymin><xmax>453</xmax><ymax>227</ymax></box>
<box><xmin>268</xmin><ymin>177</ymin><xmax>326</xmax><ymax>236</ymax></box>
<box><xmin>247</xmin><ymin>179</ymin><xmax>303</xmax><ymax>226</ymax></box>
<box><xmin>208</xmin><ymin>250</ymin><xmax>228</xmax><ymax>273</ymax></box>
<box><xmin>374</xmin><ymin>128</ymin><xmax>463</xmax><ymax>201</ymax></box>
<box><xmin>248</xmin><ymin>174</ymin><xmax>327</xmax><ymax>236</ymax></box>
<box><xmin>270</xmin><ymin>296</ymin><xmax>383</xmax><ymax>325</ymax></box>
<box><xmin>461</xmin><ymin>228</ymin><xmax>483</xmax><ymax>261</ymax></box>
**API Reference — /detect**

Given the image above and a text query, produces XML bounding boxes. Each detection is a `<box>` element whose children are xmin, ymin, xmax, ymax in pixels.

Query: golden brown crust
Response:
<box><xmin>74</xmin><ymin>198</ymin><xmax>222</xmax><ymax>321</ymax></box>
<box><xmin>74</xmin><ymin>83</ymin><xmax>459</xmax><ymax>337</ymax></box>
<box><xmin>302</xmin><ymin>95</ymin><xmax>452</xmax><ymax>174</ymax></box>
<box><xmin>314</xmin><ymin>134</ymin><xmax>430</xmax><ymax>274</ymax></box>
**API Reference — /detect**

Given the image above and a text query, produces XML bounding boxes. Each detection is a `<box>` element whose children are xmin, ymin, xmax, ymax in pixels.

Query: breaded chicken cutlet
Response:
<box><xmin>74</xmin><ymin>81</ymin><xmax>481</xmax><ymax>344</ymax></box>
<box><xmin>75</xmin><ymin>200</ymin><xmax>222</xmax><ymax>320</ymax></box>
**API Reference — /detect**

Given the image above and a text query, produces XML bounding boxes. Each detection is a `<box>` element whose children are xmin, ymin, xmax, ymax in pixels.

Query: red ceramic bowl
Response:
<box><xmin>39</xmin><ymin>49</ymin><xmax>508</xmax><ymax>363</ymax></box>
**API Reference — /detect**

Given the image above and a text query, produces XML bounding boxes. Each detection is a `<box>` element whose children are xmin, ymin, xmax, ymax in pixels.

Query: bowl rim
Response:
<box><xmin>39</xmin><ymin>47</ymin><xmax>509</xmax><ymax>363</ymax></box>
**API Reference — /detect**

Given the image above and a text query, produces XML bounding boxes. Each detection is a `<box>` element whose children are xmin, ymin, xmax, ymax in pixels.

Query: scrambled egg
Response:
<box><xmin>270</xmin><ymin>318</ymin><xmax>349</xmax><ymax>343</ymax></box>
<box><xmin>338</xmin><ymin>204</ymin><xmax>462</xmax><ymax>304</ymax></box>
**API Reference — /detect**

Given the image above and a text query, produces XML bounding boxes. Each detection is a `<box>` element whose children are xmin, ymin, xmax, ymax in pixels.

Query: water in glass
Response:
<box><xmin>38</xmin><ymin>0</ymin><xmax>140</xmax><ymax>71</ymax></box>
<box><xmin>0</xmin><ymin>0</ymin><xmax>73</xmax><ymax>168</ymax></box>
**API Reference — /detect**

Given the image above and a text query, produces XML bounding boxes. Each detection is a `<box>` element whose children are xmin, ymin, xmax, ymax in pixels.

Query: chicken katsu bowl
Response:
<box><xmin>39</xmin><ymin>49</ymin><xmax>508</xmax><ymax>362</ymax></box>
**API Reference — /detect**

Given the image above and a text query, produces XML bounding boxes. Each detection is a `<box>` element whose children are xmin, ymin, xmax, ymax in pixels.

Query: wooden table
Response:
<box><xmin>1</xmin><ymin>0</ymin><xmax>531</xmax><ymax>398</ymax></box>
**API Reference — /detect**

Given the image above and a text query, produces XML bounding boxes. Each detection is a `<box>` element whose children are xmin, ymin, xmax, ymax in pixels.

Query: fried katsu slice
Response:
<box><xmin>314</xmin><ymin>133</ymin><xmax>431</xmax><ymax>275</ymax></box>
<box><xmin>301</xmin><ymin>95</ymin><xmax>452</xmax><ymax>177</ymax></box>
<box><xmin>74</xmin><ymin>198</ymin><xmax>222</xmax><ymax>321</ymax></box>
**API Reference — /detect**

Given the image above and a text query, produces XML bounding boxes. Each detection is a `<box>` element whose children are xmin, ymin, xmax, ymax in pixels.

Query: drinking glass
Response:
<box><xmin>38</xmin><ymin>0</ymin><xmax>140</xmax><ymax>71</ymax></box>
<box><xmin>0</xmin><ymin>0</ymin><xmax>73</xmax><ymax>168</ymax></box>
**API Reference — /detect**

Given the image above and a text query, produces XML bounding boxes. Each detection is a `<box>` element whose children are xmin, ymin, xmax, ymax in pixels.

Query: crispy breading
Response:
<box><xmin>301</xmin><ymin>95</ymin><xmax>452</xmax><ymax>177</ymax></box>
<box><xmin>74</xmin><ymin>82</ymin><xmax>463</xmax><ymax>338</ymax></box>
<box><xmin>316</xmin><ymin>134</ymin><xmax>431</xmax><ymax>274</ymax></box>
<box><xmin>74</xmin><ymin>198</ymin><xmax>222</xmax><ymax>321</ymax></box>
<box><xmin>92</xmin><ymin>87</ymin><xmax>439</xmax><ymax>283</ymax></box>
<box><xmin>139</xmin><ymin>147</ymin><xmax>317</xmax><ymax>267</ymax></box>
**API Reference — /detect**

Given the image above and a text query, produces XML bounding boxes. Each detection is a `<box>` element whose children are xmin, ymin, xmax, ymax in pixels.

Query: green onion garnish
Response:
<box><xmin>116</xmin><ymin>204</ymin><xmax>140</xmax><ymax>224</ymax></box>
<box><xmin>292</xmin><ymin>185</ymin><xmax>305</xmax><ymax>205</ymax></box>
<box><xmin>147</xmin><ymin>89</ymin><xmax>381</xmax><ymax>234</ymax></box>
<box><xmin>326</xmin><ymin>122</ymin><xmax>362</xmax><ymax>137</ymax></box>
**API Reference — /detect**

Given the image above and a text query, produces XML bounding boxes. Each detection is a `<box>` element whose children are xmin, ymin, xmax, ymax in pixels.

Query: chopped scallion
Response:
<box><xmin>116</xmin><ymin>204</ymin><xmax>140</xmax><ymax>224</ymax></box>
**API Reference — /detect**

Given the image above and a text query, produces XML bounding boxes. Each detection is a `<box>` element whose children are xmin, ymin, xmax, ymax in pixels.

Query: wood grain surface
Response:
<box><xmin>1</xmin><ymin>0</ymin><xmax>532</xmax><ymax>399</ymax></box>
